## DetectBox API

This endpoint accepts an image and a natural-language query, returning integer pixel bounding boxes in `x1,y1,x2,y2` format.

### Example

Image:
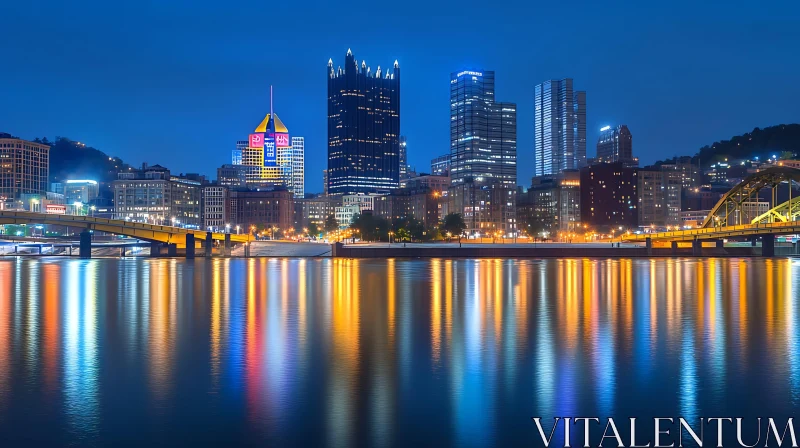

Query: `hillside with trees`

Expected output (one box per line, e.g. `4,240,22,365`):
656,124,800,166
33,136,131,184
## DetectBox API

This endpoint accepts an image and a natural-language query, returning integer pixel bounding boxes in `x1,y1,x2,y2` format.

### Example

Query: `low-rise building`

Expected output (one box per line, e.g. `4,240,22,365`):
342,193,383,212
112,164,202,228
373,188,440,229
294,194,340,230
520,171,581,234
227,188,293,234
334,204,361,229
447,178,516,237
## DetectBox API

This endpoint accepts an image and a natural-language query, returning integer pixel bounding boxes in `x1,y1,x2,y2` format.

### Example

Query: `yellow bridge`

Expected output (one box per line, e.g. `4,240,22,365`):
0,211,250,250
623,166,800,255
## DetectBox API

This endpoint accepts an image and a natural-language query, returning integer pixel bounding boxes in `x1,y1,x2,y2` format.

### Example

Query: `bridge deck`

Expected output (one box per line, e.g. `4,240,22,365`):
0,211,250,248
623,220,800,243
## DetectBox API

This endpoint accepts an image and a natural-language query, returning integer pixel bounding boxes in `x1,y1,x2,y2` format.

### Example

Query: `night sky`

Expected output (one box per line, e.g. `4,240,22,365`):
1,1,798,193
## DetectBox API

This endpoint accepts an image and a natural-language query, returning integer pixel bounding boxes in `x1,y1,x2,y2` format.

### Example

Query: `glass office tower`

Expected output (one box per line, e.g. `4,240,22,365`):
448,69,517,236
449,70,516,187
533,78,586,176
327,49,400,195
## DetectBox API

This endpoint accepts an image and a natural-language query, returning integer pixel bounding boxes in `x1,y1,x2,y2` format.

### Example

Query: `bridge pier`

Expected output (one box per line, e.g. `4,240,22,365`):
185,234,195,259
715,239,724,248
762,234,775,257
692,238,702,257
167,243,177,257
751,237,757,247
205,232,213,257
645,237,652,256
150,242,161,257
79,229,92,259
224,234,231,257
794,240,800,255
671,241,679,255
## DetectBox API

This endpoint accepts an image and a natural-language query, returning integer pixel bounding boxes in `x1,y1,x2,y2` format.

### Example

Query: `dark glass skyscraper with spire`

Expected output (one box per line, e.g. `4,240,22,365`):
327,49,400,195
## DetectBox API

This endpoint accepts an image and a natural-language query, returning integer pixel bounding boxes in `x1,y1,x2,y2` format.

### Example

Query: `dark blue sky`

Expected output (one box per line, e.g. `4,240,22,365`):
1,1,798,192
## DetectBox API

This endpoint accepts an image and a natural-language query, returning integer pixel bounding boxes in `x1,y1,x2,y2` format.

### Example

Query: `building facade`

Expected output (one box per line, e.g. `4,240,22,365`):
580,162,638,229
637,165,682,227
227,188,293,233
449,70,517,188
448,179,516,236
521,171,581,233
373,188,439,229
0,133,49,201
288,136,304,198
202,185,228,231
342,193,382,212
235,103,304,198
112,164,202,228
217,164,249,189
431,154,451,176
294,195,341,231
596,125,637,167
51,179,100,205
327,49,400,195
399,136,408,179
334,204,361,229
533,79,586,176
400,174,450,193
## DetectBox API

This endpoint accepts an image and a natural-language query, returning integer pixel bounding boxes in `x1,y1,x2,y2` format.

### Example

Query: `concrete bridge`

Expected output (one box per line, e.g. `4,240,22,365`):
0,211,251,258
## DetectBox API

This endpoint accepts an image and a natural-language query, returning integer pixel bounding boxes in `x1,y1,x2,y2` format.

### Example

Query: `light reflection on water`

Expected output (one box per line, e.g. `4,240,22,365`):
0,257,798,446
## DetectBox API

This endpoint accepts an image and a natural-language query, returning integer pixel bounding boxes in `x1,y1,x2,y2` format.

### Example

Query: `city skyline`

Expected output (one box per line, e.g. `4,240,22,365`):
1,2,798,194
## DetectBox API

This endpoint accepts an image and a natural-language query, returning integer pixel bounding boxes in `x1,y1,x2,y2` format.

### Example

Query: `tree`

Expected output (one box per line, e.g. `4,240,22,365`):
441,213,466,238
391,217,426,241
350,213,390,241
395,228,411,242
324,214,338,233
307,222,320,237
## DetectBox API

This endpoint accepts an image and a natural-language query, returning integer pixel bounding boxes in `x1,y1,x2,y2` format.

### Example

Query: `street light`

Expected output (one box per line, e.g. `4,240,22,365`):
236,225,240,234
74,201,84,216
90,205,96,217
225,223,231,233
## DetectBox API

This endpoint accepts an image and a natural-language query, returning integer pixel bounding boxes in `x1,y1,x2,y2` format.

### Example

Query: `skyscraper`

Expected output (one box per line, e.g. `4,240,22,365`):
449,70,517,187
596,124,637,167
327,49,400,195
234,91,304,198
399,136,408,179
533,79,586,176
448,70,517,236
289,137,304,199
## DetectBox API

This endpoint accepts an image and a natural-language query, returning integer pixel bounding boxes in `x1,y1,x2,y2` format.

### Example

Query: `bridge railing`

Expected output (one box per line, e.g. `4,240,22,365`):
0,211,250,243
623,220,800,242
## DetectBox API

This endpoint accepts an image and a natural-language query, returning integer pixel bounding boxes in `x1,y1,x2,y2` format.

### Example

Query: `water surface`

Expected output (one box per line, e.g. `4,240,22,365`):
0,257,798,446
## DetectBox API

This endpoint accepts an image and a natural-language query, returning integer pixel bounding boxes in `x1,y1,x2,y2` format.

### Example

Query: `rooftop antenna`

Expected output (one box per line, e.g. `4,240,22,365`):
270,85,273,118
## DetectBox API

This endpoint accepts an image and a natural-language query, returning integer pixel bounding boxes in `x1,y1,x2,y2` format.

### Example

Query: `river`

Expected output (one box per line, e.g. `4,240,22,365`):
0,257,798,446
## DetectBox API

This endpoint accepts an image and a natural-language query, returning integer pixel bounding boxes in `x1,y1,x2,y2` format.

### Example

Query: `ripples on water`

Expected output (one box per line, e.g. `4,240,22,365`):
0,257,798,446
